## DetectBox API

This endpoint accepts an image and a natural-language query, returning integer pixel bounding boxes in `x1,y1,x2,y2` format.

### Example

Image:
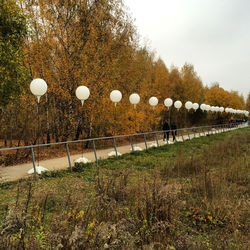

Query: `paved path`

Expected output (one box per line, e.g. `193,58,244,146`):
0,127,242,182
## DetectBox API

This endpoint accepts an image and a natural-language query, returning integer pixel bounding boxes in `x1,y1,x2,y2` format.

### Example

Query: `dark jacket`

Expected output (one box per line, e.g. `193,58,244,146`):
163,122,170,131
171,124,177,130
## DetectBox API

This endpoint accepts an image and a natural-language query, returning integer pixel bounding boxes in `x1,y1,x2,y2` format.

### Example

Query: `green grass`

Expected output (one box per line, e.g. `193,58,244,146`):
0,127,249,249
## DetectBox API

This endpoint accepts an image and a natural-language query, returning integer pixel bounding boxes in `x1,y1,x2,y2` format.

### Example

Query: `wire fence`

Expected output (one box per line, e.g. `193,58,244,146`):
0,122,248,177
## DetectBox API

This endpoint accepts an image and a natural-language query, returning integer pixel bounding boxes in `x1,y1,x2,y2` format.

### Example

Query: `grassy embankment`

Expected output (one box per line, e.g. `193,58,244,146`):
0,127,249,249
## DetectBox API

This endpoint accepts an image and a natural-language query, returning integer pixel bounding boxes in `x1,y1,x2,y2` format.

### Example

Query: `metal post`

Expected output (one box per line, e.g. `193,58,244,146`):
193,129,196,138
65,143,72,171
181,130,184,141
187,129,190,140
112,137,118,157
198,127,201,137
143,134,148,150
92,140,98,163
155,133,159,147
31,147,37,177
130,136,134,152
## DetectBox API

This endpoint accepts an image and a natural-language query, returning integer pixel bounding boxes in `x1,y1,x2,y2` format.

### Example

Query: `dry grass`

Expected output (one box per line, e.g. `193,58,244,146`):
0,127,249,249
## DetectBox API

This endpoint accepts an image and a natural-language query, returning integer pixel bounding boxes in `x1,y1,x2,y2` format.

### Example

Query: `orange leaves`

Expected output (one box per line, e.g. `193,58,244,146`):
205,87,245,110
2,0,245,144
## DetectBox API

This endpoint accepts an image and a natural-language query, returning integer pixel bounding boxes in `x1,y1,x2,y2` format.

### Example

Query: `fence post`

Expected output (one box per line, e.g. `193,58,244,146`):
130,136,134,152
155,133,159,147
187,129,190,140
65,143,72,171
143,134,148,150
193,129,196,138
181,130,184,141
92,140,98,163
198,127,201,137
112,137,118,157
203,127,206,136
31,147,37,178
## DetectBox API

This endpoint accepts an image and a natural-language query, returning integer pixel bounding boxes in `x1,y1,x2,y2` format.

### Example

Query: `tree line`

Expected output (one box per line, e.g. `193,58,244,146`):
0,0,248,147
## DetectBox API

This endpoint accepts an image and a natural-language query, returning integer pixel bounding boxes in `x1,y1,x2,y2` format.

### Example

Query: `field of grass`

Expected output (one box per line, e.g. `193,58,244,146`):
0,127,249,249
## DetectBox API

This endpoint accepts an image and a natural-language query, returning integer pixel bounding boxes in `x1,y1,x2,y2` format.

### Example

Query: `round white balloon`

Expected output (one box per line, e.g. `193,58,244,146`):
30,78,48,102
174,100,182,110
219,107,224,112
129,93,140,105
185,101,193,110
209,106,213,112
205,105,211,111
110,90,122,104
192,103,199,111
149,97,158,107
164,98,173,108
76,86,90,100
200,103,206,111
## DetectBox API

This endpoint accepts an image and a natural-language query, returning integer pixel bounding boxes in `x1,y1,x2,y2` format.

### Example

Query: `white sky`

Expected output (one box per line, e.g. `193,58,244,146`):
123,0,250,100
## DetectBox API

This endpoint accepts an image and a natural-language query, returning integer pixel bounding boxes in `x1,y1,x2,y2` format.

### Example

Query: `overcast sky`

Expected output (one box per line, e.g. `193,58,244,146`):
123,0,250,99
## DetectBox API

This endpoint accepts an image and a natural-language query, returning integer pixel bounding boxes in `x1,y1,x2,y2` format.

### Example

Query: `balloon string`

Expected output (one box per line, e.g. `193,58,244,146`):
81,108,84,158
82,140,84,158
37,102,40,166
134,107,136,132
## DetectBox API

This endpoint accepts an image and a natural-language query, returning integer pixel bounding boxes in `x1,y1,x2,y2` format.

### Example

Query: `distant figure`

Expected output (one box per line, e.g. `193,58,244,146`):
171,123,177,142
162,121,170,141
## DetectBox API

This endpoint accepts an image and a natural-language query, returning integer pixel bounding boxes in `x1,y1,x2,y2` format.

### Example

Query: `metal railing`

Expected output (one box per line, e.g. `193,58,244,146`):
0,122,248,177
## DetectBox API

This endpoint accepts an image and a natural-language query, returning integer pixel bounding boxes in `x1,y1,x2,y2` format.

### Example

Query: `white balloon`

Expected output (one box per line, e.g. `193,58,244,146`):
164,98,173,108
110,90,122,105
200,103,206,111
30,78,48,103
149,97,158,107
76,86,90,105
174,100,182,110
185,101,193,111
219,107,224,112
129,93,140,106
205,104,210,111
211,106,216,112
192,103,199,111
215,106,220,112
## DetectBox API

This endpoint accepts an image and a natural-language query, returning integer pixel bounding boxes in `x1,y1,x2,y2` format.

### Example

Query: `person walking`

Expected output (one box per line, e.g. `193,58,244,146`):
171,123,177,142
162,121,170,141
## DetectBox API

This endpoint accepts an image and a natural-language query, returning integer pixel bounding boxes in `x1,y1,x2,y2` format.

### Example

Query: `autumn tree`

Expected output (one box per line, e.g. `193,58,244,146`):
246,92,250,112
0,0,28,107
21,0,138,141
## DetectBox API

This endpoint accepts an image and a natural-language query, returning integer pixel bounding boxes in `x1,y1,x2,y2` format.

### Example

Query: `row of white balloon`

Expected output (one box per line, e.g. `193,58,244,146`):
77,88,249,117
199,103,249,116
30,79,249,117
